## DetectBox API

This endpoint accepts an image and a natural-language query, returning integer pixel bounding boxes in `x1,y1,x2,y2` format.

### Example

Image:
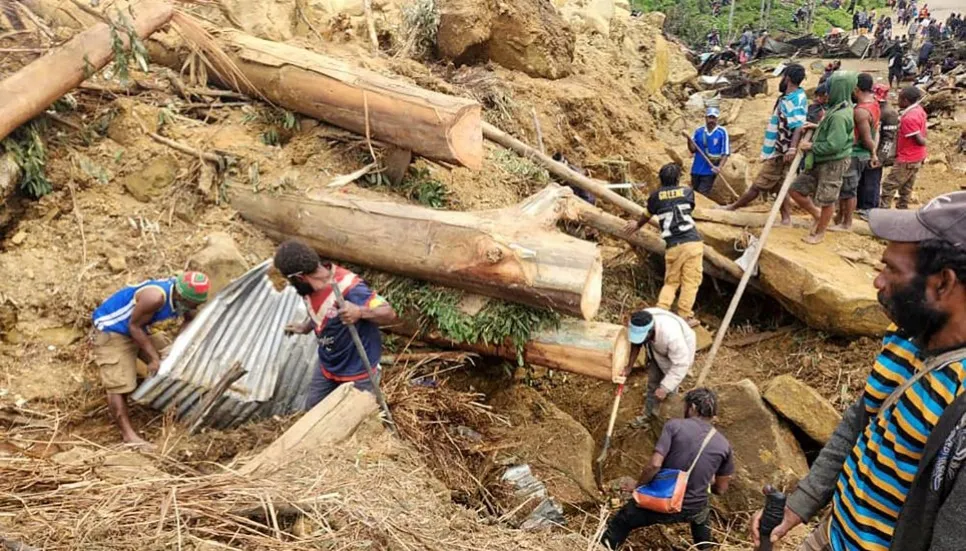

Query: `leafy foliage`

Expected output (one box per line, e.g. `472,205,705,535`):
632,0,886,47
399,0,440,59
363,166,449,209
368,272,561,363
3,120,52,198
106,11,149,83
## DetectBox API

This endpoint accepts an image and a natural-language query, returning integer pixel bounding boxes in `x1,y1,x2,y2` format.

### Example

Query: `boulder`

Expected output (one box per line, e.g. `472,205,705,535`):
667,42,698,85
122,156,178,203
644,33,670,94
107,98,159,147
714,379,809,512
558,0,615,35
489,385,596,503
437,0,575,79
187,232,248,298
705,152,750,205
697,219,891,337
437,0,493,63
763,374,841,445
219,0,296,41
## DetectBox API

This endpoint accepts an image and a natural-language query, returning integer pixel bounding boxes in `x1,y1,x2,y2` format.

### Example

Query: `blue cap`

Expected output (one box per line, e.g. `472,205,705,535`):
706,106,720,118
629,311,655,345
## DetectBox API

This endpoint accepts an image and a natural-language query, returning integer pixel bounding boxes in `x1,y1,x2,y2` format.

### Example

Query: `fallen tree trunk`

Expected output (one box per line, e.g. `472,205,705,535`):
0,0,173,141
230,183,603,319
391,319,629,381
240,384,378,475
692,207,874,237
483,122,645,218
566,199,751,286
164,29,483,169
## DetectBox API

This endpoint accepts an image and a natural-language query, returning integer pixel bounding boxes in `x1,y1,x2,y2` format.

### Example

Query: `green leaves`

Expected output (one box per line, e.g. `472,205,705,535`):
4,120,52,199
375,274,560,364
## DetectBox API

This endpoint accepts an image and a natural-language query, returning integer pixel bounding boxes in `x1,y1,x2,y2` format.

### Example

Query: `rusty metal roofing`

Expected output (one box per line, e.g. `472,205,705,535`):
132,261,317,429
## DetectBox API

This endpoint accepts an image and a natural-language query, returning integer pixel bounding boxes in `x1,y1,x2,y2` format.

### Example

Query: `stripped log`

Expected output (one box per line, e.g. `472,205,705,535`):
692,207,874,237
391,319,629,381
0,0,173,141
162,29,483,169
230,183,603,320
240,384,378,475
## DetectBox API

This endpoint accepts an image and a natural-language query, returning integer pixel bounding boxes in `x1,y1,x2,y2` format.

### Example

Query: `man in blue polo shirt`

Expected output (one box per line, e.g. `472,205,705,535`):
274,240,398,409
687,107,730,197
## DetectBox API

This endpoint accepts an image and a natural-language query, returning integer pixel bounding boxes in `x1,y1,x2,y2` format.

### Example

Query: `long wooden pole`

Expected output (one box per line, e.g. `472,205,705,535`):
694,131,812,387
0,0,173,141
680,129,738,198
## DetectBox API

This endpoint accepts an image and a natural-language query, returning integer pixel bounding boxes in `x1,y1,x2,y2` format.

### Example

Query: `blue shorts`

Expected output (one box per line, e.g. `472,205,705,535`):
305,367,376,410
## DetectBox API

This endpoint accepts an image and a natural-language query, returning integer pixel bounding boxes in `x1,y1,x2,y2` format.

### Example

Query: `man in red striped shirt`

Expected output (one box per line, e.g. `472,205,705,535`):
274,240,397,409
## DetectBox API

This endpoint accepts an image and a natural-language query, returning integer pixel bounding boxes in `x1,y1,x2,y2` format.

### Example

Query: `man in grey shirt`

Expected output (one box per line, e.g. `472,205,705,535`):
603,388,735,550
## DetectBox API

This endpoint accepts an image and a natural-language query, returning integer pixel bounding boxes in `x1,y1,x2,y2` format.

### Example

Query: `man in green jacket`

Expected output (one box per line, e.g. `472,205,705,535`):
788,71,856,245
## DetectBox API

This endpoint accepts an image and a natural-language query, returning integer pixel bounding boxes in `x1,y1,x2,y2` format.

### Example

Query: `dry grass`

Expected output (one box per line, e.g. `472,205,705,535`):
0,354,602,551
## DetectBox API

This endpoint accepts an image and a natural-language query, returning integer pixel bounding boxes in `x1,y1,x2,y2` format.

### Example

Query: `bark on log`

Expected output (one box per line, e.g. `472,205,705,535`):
0,0,173,141
391,320,629,381
240,384,378,475
229,183,603,319
692,207,874,237
164,29,483,169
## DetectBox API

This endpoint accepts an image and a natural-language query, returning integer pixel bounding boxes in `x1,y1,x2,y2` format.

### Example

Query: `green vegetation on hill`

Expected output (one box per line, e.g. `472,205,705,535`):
632,0,887,47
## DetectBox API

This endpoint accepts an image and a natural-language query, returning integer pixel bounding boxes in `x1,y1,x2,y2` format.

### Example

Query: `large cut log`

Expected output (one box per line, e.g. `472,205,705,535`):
163,29,483,169
692,207,874,238
240,384,378,475
565,198,754,288
230,183,603,320
392,320,629,381
0,0,173,141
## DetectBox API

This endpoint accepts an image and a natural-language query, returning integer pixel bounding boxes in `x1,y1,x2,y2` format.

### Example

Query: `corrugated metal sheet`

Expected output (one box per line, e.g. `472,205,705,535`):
132,261,318,429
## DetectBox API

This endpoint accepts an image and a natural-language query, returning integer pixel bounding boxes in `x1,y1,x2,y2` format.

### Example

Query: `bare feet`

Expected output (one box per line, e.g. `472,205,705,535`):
717,203,736,211
803,232,825,245
780,217,792,227
684,317,701,328
828,223,851,232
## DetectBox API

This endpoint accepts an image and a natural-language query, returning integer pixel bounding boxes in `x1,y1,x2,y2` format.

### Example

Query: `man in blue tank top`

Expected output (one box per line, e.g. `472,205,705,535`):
91,272,210,447
273,240,397,410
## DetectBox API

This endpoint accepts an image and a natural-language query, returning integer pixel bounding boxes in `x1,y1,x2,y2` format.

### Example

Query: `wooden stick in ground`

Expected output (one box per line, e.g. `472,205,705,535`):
695,131,813,387
680,130,739,198
363,0,378,52
146,131,226,167
185,361,247,434
531,108,545,154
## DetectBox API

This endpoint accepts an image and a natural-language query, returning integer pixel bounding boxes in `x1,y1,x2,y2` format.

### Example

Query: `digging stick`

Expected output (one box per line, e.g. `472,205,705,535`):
329,280,396,432
695,131,813,386
595,379,626,487
531,108,545,154
681,130,739,199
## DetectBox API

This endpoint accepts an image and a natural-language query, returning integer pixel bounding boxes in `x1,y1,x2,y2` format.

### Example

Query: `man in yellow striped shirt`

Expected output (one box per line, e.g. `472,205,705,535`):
752,191,966,551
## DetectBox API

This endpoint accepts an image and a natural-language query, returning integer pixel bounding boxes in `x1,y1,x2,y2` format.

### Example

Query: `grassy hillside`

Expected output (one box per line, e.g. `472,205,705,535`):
632,0,887,47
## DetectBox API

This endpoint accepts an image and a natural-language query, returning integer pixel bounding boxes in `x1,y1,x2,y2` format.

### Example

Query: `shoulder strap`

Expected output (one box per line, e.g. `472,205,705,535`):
878,346,966,417
685,427,718,476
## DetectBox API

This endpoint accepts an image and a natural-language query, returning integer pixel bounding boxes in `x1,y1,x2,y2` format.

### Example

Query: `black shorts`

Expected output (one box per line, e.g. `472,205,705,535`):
691,174,716,196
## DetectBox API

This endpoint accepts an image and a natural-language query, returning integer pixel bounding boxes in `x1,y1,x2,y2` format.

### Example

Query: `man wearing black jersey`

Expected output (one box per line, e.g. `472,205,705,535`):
624,164,704,327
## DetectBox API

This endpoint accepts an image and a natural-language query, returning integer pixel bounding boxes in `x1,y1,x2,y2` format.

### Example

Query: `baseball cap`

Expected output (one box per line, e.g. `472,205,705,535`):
873,83,890,102
706,106,720,118
868,192,966,247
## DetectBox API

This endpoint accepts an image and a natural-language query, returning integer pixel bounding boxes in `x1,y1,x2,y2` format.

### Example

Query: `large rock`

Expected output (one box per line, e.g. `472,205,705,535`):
558,0,616,35
763,375,841,445
437,0,575,79
696,215,891,337
122,156,178,203
715,379,809,512
219,0,296,41
489,385,596,503
107,98,159,147
706,152,751,205
187,232,248,298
